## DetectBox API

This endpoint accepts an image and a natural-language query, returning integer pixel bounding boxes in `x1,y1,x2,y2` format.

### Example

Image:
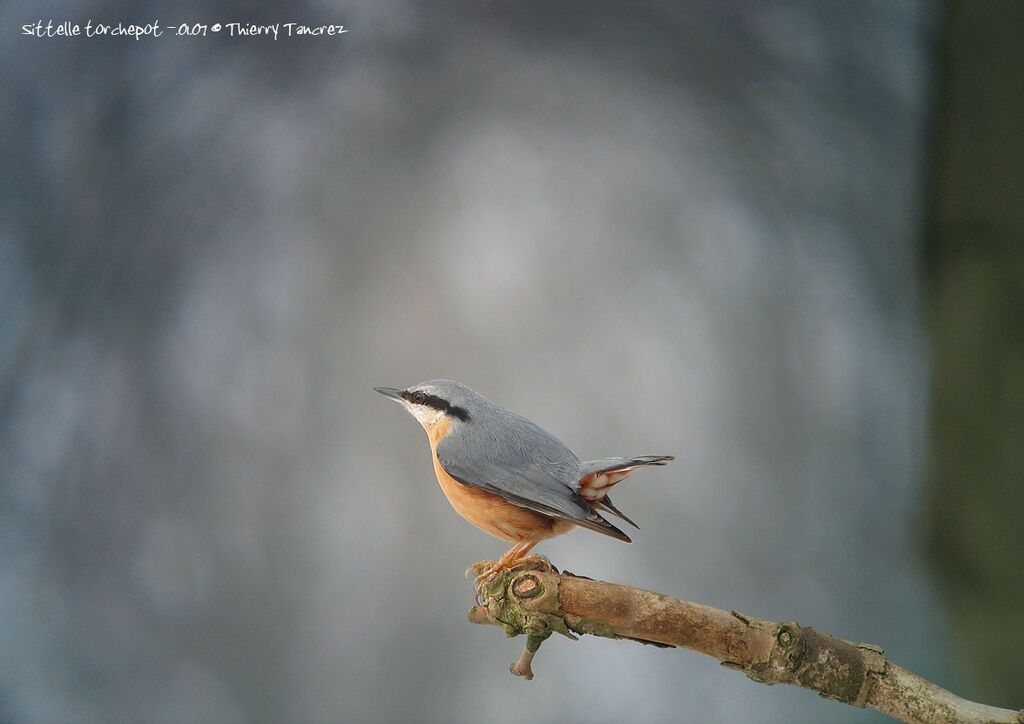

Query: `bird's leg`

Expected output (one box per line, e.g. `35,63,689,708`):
465,541,528,581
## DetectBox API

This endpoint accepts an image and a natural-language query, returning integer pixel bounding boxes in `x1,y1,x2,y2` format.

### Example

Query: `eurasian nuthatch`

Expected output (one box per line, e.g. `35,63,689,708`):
375,380,674,582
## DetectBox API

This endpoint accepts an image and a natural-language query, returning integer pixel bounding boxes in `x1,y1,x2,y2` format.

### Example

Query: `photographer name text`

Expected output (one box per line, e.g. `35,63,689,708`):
21,20,348,40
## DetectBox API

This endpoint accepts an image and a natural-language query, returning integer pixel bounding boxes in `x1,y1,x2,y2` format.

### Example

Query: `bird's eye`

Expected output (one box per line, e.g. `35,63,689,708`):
412,391,426,404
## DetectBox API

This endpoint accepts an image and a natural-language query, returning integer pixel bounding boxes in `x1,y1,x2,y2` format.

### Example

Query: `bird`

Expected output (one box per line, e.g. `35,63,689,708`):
374,379,674,584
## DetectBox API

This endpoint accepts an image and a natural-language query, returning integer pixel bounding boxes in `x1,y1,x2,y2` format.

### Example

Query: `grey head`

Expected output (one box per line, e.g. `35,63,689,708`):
373,379,490,428
375,378,581,480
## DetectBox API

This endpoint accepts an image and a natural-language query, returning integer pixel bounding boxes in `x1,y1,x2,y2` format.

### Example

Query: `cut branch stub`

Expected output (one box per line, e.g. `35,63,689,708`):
475,565,571,635
469,563,578,679
512,573,542,599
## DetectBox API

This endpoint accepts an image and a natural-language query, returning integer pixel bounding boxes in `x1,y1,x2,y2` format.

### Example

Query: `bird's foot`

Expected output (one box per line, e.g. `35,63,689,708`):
464,560,497,581
467,555,558,594
474,560,511,586
469,557,526,589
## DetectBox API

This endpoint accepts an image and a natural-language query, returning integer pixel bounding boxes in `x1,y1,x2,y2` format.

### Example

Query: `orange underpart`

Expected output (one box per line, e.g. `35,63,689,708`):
425,416,574,543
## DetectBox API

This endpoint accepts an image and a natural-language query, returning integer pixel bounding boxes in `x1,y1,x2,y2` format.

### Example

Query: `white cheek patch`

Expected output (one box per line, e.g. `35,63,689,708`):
407,403,445,427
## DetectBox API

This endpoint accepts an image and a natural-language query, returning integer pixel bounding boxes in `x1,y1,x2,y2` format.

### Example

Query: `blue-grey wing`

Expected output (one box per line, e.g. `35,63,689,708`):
435,418,630,542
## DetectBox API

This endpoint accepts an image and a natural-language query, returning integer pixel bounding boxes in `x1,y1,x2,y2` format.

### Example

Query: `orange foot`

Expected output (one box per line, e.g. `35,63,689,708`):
467,547,557,589
468,557,520,585
466,541,533,585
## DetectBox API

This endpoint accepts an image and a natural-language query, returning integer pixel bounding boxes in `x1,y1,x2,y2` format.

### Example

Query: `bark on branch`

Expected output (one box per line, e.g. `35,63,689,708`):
467,563,1023,724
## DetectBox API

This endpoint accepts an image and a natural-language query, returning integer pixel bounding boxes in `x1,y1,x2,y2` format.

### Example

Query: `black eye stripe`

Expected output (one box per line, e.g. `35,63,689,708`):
400,390,471,422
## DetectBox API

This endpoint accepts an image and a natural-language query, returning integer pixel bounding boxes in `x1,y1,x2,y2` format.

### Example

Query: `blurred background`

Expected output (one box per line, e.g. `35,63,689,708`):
1,1,1021,722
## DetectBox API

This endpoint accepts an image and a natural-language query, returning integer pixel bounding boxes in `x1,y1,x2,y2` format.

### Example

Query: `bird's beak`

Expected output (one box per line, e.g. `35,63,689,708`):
373,386,404,403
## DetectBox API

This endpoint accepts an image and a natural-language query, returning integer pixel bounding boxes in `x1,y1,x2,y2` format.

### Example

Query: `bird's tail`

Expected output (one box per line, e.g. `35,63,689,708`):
576,455,674,529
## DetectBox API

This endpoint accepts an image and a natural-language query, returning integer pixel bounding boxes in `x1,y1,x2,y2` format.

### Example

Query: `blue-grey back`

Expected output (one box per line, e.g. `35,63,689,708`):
416,379,580,482
458,404,582,488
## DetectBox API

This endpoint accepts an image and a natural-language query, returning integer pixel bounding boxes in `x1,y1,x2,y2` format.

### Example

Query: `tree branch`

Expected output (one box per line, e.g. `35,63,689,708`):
467,563,1023,724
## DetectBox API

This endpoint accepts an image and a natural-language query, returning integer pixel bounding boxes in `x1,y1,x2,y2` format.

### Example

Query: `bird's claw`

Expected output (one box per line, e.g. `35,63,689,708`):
465,560,497,581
